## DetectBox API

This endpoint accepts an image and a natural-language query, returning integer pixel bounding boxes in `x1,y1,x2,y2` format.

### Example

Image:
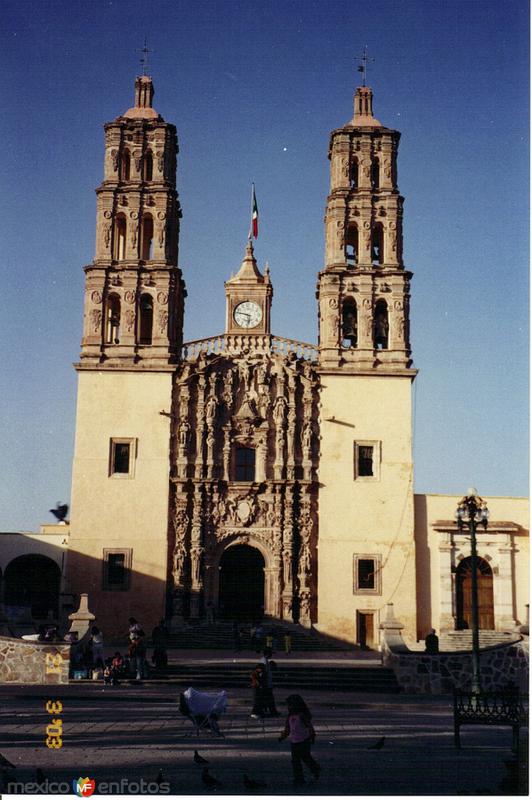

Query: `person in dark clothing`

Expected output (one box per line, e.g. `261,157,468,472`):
232,620,241,652
425,628,439,654
250,663,267,718
151,620,168,670
260,648,279,716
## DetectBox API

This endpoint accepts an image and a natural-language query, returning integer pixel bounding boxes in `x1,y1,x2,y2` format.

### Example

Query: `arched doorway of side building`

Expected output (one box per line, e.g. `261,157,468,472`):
4,555,61,621
456,556,495,630
218,544,265,620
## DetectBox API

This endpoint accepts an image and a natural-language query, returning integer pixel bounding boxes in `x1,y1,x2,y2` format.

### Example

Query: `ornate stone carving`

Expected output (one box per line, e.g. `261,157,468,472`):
91,290,102,304
124,290,135,304
90,309,102,333
158,310,168,335
124,309,135,333
157,291,168,305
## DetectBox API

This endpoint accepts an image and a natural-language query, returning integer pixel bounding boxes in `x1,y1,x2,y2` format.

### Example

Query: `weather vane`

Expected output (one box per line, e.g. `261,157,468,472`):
356,46,374,87
137,37,153,76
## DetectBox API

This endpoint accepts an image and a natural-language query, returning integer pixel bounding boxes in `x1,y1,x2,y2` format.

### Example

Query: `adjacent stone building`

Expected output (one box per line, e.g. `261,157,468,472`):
62,75,528,643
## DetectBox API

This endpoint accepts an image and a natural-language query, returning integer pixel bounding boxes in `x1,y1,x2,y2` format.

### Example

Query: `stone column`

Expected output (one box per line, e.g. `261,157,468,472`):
189,485,204,619
438,539,455,630
495,542,517,630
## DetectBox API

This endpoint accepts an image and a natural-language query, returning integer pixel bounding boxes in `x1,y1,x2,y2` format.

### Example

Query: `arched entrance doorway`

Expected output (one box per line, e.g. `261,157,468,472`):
4,555,61,620
456,556,494,630
218,545,265,620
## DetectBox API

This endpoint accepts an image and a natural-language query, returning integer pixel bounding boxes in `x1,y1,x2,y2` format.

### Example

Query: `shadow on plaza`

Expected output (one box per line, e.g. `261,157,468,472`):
4,537,365,652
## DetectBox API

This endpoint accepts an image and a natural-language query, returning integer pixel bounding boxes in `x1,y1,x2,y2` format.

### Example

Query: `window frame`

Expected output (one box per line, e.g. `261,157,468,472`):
353,440,381,481
109,437,137,478
234,445,256,482
102,548,132,591
353,554,382,595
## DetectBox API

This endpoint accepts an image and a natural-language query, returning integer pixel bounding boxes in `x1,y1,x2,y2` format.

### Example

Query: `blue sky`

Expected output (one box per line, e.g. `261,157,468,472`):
1,0,529,530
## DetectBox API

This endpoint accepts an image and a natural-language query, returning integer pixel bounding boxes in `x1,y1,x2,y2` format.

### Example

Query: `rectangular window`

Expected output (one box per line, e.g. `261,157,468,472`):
235,446,255,481
354,554,381,595
109,438,137,478
354,441,380,480
103,548,132,591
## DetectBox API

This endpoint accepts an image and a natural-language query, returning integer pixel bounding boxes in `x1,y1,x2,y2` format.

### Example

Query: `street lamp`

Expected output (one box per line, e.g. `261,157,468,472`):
455,488,489,695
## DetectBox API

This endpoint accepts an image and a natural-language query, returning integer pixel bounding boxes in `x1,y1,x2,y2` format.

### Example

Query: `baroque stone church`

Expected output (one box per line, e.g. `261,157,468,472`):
65,75,529,643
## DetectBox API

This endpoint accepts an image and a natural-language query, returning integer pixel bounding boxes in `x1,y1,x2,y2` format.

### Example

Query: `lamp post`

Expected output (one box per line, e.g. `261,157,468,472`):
455,488,489,695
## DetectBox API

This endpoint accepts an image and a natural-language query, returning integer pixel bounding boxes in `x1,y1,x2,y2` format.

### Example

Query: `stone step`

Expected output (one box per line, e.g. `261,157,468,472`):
438,631,520,651
116,665,401,693
163,622,354,651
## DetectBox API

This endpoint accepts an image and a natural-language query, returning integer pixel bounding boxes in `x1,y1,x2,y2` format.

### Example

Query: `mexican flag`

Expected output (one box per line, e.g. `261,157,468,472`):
251,184,259,238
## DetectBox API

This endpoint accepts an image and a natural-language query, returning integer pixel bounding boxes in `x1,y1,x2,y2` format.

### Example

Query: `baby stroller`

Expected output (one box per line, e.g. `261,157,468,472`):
179,688,228,736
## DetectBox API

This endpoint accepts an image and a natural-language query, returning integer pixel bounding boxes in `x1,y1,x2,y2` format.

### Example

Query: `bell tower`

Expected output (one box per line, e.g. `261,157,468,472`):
315,82,418,643
317,84,412,371
80,74,185,368
68,75,184,637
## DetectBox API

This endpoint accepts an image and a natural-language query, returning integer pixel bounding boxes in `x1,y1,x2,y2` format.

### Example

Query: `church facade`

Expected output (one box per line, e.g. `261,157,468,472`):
65,76,528,643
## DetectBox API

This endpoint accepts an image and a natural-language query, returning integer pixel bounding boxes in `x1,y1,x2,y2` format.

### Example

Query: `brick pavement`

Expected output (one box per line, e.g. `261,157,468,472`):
0,681,526,796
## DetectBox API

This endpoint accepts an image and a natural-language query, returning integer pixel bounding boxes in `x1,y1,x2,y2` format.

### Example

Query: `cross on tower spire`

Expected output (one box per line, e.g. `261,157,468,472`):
356,45,374,87
137,37,153,76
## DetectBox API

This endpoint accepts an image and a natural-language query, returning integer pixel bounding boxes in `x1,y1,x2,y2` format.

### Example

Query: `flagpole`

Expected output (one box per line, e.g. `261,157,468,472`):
249,182,254,241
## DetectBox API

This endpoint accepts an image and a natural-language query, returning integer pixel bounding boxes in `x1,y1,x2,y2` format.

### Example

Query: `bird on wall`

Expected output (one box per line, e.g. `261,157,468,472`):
367,736,385,750
243,774,268,791
201,767,223,790
0,754,15,770
194,750,209,765
49,503,69,523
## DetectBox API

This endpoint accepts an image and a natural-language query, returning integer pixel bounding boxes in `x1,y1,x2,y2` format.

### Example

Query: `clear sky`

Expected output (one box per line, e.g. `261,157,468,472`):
1,0,529,531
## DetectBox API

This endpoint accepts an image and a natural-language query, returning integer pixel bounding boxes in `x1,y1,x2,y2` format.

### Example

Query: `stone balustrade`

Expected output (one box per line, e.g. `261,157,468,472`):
380,603,529,694
182,334,318,362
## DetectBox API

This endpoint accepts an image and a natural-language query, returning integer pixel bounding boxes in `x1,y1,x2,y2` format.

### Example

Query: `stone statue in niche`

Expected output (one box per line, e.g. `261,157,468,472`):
205,395,218,426
273,395,287,425
178,419,190,451
191,547,202,586
172,541,187,585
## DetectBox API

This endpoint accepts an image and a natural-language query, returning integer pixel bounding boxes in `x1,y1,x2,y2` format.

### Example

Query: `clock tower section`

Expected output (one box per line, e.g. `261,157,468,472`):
224,239,273,342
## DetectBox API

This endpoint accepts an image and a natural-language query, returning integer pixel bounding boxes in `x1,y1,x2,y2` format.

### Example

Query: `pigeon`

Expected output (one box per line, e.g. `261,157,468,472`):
202,767,223,790
36,768,46,784
49,503,69,523
194,750,209,765
243,774,268,791
0,753,14,770
155,769,164,786
367,736,385,750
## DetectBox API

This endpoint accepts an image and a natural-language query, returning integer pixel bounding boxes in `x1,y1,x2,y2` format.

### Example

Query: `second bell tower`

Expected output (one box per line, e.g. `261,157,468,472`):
80,75,185,367
317,85,412,371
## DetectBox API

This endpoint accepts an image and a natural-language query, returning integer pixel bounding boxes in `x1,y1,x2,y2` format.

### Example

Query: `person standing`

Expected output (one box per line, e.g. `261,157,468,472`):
250,663,267,719
151,619,168,670
90,626,104,669
278,694,320,787
232,620,241,652
260,648,279,716
425,628,439,654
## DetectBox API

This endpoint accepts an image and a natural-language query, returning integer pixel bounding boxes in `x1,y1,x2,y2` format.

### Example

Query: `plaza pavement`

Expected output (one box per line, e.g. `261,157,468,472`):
0,648,527,796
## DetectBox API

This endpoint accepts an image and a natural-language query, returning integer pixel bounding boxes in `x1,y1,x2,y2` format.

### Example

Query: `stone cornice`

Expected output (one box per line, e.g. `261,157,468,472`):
433,520,521,534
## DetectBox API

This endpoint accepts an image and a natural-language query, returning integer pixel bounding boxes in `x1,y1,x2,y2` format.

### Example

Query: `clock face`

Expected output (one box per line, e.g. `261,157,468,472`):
233,301,263,329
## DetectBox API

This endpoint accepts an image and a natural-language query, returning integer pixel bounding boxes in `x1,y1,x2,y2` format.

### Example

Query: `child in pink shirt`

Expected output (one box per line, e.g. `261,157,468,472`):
278,694,321,786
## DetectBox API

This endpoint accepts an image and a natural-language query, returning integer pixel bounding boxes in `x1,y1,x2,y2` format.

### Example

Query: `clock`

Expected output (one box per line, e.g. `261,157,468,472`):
233,301,263,329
